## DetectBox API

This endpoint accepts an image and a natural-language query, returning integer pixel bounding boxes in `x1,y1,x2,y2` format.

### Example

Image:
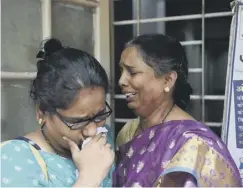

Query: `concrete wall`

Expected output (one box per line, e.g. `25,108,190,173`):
1,0,94,141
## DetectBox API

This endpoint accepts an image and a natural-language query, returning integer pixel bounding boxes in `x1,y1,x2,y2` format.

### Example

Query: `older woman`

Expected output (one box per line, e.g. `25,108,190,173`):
1,39,114,187
113,34,241,187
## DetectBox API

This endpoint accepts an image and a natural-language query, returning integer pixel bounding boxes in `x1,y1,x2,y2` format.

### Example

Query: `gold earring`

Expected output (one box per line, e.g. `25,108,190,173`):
164,87,170,92
38,118,43,125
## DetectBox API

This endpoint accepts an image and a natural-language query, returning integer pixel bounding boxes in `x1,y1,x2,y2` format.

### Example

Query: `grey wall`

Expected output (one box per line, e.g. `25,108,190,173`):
1,0,94,141
52,3,94,55
1,0,42,72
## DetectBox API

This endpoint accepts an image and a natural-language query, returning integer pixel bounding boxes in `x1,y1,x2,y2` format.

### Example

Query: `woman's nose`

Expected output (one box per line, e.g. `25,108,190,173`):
119,71,128,88
82,122,97,137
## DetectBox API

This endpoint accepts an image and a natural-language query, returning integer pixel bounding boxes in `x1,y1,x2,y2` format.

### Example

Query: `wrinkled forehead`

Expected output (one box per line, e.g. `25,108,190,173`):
59,87,106,117
120,47,145,66
120,47,156,74
121,46,142,60
121,46,138,59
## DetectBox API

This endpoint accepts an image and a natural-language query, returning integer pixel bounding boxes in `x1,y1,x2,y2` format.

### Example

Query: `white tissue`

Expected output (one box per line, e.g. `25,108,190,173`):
81,127,108,148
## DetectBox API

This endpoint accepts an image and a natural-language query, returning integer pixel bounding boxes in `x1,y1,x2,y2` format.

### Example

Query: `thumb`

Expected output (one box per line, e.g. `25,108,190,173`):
63,136,80,153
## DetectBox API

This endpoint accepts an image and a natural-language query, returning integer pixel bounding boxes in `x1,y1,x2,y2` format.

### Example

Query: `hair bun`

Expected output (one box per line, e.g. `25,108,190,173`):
44,38,63,56
36,38,63,59
173,81,193,110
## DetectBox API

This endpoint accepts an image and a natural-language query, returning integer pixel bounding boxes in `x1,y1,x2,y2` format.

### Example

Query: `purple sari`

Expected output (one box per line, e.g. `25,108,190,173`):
113,120,241,187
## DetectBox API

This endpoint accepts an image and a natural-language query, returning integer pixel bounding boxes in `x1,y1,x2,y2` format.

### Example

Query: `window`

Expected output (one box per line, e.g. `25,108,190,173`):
111,0,232,137
1,0,100,141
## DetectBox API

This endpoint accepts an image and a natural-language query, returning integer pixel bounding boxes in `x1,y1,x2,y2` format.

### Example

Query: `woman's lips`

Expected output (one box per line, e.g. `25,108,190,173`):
124,93,136,102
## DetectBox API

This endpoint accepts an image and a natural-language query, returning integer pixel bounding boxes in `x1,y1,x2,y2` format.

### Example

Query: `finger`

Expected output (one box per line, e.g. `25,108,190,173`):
105,143,111,148
97,136,107,145
63,136,80,153
91,133,103,142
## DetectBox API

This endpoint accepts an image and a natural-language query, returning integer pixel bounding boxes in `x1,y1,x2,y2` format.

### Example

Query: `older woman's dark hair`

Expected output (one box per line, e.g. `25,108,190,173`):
30,38,109,114
125,34,193,110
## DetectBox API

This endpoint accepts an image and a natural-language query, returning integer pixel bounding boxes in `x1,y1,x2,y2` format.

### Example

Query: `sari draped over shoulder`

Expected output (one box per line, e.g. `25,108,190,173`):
113,119,242,187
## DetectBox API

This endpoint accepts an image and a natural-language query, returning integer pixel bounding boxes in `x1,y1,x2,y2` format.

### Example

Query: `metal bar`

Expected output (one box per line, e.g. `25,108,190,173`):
54,0,99,8
140,14,202,23
204,11,233,18
114,94,225,100
110,0,116,128
201,0,205,122
115,118,134,123
1,72,37,79
41,0,52,39
114,94,126,99
113,11,233,25
114,14,201,25
136,0,141,35
205,122,222,127
114,20,137,25
93,0,112,126
189,68,202,73
190,95,225,100
189,95,202,100
180,40,202,46
204,95,225,100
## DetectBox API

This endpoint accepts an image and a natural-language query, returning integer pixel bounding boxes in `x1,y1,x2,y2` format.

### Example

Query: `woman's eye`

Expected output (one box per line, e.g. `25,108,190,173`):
67,119,79,124
129,71,137,76
127,68,138,76
66,118,85,124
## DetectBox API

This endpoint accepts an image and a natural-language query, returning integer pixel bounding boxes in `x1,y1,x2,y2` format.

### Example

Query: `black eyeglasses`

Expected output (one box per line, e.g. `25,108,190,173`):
55,101,112,130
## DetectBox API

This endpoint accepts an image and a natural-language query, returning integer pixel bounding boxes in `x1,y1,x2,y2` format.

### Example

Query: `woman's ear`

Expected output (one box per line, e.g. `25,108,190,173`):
36,105,43,120
164,71,178,90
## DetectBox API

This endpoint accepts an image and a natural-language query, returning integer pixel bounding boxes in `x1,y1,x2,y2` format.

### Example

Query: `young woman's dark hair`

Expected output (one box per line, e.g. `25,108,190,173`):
30,38,109,114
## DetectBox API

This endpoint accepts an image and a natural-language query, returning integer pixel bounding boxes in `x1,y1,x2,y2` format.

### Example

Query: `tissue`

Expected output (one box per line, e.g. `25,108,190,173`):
81,127,108,148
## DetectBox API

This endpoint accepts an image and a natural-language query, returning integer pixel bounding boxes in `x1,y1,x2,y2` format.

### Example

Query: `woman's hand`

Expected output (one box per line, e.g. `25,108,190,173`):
63,134,115,187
